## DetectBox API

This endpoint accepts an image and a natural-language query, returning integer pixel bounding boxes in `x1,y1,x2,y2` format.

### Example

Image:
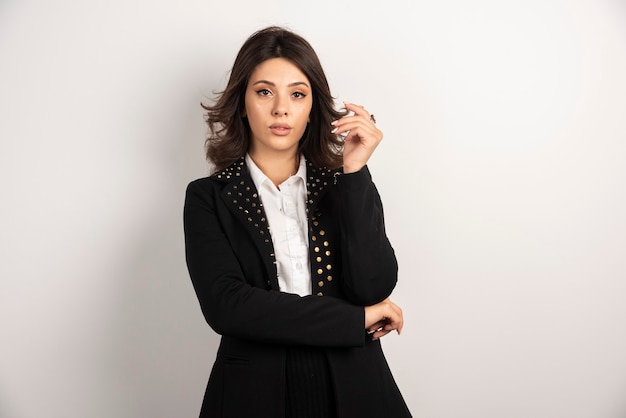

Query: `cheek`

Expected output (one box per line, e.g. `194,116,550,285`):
298,101,313,120
245,104,263,124
243,92,260,117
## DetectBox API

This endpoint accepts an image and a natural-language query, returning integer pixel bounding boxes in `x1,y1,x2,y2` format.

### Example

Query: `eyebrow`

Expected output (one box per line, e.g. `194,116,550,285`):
252,80,310,88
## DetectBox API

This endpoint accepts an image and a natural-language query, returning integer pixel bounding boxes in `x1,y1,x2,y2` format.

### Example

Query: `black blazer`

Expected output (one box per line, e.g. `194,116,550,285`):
184,158,411,417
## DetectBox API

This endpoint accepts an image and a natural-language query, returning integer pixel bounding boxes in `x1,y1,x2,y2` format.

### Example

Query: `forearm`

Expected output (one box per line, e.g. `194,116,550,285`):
192,274,365,347
184,181,366,348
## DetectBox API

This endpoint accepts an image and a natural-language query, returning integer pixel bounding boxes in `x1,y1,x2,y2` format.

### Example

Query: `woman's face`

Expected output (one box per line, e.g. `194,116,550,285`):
244,58,313,159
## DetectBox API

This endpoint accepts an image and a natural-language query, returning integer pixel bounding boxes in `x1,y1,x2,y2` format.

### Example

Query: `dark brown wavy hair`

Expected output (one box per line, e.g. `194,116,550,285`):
202,26,347,172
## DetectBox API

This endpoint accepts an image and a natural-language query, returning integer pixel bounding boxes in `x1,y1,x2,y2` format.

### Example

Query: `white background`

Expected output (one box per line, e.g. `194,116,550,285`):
2,1,626,417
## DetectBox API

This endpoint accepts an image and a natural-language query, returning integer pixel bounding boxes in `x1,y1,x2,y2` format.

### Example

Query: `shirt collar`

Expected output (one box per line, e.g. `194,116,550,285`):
246,153,306,192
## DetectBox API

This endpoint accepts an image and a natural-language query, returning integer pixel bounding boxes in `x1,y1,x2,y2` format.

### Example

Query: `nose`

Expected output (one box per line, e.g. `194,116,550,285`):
272,96,288,117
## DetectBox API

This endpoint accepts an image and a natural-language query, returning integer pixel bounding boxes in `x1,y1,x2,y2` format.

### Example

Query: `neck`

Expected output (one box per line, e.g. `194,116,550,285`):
249,151,300,187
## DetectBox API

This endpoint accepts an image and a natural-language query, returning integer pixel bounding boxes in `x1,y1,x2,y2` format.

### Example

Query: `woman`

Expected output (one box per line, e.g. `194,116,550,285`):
184,26,411,417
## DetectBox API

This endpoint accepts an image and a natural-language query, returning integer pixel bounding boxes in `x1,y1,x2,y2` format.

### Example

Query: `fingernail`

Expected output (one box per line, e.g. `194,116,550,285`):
331,127,338,133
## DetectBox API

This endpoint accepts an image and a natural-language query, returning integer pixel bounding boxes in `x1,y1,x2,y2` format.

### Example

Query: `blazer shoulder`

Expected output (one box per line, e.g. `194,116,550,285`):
185,157,247,199
185,174,231,211
186,176,217,194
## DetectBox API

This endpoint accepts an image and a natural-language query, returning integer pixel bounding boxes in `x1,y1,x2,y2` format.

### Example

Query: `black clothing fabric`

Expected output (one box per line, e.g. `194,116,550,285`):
184,159,411,417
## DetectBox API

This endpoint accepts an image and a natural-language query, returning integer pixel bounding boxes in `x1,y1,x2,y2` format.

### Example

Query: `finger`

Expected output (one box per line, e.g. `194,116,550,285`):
394,316,404,335
335,129,371,145
381,316,403,335
333,113,373,127
332,121,377,137
368,313,402,335
367,320,387,334
384,322,402,335
332,123,381,140
344,101,371,119
371,329,392,340
383,304,404,335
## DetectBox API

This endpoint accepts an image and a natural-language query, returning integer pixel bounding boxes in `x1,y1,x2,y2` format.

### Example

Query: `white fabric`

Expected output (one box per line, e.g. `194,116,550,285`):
246,154,311,296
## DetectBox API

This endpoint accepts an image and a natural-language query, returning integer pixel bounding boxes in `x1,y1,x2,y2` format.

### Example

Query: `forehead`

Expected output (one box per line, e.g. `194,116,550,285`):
248,58,309,83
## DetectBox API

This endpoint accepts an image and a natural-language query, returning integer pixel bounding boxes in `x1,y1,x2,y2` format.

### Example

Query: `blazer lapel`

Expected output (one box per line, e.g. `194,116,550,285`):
215,158,279,289
214,158,343,292
305,162,342,297
304,161,341,214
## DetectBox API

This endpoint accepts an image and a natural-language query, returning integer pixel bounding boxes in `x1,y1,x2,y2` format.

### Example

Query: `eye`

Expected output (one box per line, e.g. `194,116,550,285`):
255,89,272,96
292,91,307,99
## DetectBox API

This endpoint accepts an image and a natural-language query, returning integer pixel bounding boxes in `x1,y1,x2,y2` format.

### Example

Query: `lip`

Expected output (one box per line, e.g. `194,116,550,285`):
269,123,292,136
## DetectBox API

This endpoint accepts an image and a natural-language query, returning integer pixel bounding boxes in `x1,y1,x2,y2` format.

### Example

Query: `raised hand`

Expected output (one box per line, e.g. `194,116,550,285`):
332,102,383,174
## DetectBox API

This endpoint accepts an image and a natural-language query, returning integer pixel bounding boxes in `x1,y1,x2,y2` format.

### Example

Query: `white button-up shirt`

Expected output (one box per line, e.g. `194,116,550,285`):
246,154,311,296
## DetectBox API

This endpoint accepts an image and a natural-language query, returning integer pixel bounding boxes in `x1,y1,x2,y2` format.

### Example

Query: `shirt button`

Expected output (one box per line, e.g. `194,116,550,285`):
296,262,302,270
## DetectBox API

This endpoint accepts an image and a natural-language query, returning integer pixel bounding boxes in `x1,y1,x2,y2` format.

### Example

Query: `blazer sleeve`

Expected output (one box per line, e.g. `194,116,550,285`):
184,179,365,348
337,166,399,306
